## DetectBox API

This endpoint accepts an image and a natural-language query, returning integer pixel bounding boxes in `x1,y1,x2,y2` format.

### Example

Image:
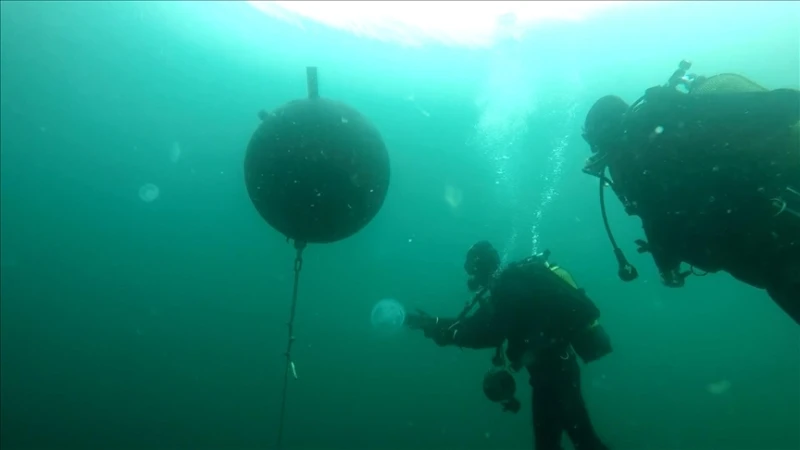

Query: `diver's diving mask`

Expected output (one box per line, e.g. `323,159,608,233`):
464,241,500,292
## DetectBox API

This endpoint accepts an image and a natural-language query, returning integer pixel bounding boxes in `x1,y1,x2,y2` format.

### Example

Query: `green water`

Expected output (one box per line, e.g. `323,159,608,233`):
1,2,798,449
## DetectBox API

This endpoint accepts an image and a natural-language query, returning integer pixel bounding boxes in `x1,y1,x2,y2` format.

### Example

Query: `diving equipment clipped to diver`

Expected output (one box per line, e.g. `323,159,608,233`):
244,67,391,449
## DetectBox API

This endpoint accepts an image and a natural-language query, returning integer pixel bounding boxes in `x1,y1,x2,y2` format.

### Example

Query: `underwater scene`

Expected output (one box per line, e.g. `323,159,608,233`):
1,1,799,449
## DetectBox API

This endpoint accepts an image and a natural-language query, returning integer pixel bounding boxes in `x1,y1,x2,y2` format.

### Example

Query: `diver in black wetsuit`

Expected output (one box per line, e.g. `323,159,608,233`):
405,241,612,450
581,60,799,324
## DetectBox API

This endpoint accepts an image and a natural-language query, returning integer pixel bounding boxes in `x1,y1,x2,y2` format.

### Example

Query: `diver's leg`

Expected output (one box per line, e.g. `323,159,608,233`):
530,363,564,450
554,351,610,450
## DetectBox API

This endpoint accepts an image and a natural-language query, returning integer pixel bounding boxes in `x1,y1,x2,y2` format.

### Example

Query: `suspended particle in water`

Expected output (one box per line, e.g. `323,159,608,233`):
0,252,17,269
404,94,431,117
370,298,406,335
169,141,181,163
444,184,463,210
139,183,160,203
707,379,732,395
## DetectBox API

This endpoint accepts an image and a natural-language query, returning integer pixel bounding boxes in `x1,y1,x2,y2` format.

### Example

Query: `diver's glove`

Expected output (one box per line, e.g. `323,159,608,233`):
660,268,687,288
404,309,439,331
405,309,457,346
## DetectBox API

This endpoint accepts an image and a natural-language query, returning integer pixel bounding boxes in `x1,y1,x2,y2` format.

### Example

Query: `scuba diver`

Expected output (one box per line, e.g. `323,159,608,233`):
405,241,612,450
581,60,800,324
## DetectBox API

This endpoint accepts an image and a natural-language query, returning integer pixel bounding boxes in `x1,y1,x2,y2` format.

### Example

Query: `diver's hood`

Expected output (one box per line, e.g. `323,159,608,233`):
583,95,629,154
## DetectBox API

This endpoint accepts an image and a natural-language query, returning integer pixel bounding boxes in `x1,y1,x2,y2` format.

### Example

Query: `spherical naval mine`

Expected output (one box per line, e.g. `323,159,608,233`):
244,97,390,244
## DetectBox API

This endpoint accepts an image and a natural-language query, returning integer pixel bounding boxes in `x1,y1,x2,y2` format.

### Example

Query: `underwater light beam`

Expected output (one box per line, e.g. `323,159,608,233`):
247,1,642,48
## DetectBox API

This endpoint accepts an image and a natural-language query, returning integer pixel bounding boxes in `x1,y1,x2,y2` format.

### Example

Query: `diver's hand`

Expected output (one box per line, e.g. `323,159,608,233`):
425,325,457,347
404,309,439,331
405,310,456,346
660,269,685,288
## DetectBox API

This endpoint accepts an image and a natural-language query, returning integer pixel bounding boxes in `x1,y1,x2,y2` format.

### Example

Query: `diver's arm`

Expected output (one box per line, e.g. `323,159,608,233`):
407,307,505,349
442,306,506,349
608,159,684,285
605,159,639,215
641,218,685,287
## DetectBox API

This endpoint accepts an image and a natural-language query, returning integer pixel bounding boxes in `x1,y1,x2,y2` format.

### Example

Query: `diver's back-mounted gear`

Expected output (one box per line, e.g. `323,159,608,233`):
571,321,613,363
503,253,613,365
666,59,702,93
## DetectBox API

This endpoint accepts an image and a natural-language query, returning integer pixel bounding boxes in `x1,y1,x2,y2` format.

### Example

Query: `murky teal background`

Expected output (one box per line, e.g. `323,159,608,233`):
1,2,798,449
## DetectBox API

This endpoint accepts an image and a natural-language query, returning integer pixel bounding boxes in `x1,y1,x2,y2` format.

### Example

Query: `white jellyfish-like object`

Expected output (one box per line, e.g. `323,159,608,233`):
707,379,732,395
370,298,406,336
139,183,160,203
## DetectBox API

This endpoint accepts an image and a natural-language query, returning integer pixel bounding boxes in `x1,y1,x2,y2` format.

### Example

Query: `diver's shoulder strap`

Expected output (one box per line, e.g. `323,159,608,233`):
546,264,579,290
